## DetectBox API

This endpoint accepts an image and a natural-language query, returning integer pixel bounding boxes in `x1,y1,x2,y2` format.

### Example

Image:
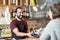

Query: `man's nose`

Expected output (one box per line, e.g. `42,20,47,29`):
19,13,23,15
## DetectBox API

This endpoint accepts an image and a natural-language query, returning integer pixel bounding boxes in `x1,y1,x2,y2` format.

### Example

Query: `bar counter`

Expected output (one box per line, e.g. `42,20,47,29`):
20,38,39,40
0,37,39,40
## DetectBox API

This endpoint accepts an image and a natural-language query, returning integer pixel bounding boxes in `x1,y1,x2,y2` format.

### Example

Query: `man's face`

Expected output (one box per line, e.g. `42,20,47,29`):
17,8,24,19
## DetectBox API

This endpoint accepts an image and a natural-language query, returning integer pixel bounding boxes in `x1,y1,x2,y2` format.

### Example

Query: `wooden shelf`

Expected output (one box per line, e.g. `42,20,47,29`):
11,17,50,21
26,17,50,21
0,23,10,25
0,34,11,38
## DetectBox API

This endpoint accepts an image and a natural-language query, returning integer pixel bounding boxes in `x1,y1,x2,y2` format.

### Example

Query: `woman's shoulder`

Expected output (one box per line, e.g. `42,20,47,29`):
49,19,57,23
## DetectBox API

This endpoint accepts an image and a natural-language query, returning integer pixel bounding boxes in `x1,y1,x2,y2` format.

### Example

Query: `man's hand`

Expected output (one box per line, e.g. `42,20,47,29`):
27,32,34,38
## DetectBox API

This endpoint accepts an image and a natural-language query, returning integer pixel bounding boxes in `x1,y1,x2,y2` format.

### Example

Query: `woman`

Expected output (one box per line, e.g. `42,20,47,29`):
40,2,60,40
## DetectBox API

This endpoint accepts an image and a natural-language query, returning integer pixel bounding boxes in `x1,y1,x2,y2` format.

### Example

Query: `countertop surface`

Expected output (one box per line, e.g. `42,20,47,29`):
20,38,39,40
0,37,39,40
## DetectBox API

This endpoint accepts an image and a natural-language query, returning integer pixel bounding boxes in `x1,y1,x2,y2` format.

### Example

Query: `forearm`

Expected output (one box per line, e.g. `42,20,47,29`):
13,28,29,36
15,32,28,36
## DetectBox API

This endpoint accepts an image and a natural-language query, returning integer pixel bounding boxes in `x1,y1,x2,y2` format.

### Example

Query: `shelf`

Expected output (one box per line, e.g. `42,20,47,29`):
11,17,50,21
26,17,50,21
0,22,10,25
0,34,11,38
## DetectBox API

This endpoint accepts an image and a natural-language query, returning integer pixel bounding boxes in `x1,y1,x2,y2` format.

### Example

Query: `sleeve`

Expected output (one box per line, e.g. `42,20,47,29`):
10,21,17,31
40,21,52,40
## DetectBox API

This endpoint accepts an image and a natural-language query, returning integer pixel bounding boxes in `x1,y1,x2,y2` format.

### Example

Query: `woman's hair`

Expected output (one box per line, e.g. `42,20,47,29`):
49,2,60,19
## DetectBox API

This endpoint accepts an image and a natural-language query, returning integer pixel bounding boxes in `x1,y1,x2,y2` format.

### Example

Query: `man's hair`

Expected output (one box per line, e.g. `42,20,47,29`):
49,2,60,19
15,7,23,13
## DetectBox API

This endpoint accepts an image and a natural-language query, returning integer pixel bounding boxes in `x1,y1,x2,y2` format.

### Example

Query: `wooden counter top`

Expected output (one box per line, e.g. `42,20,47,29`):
0,35,39,40
21,38,39,40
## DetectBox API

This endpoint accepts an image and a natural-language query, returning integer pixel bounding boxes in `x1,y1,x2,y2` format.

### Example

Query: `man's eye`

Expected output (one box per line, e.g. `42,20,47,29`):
19,12,23,13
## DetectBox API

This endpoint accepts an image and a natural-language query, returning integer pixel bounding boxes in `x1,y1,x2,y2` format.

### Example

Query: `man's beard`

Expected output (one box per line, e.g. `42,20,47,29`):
17,16,23,19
